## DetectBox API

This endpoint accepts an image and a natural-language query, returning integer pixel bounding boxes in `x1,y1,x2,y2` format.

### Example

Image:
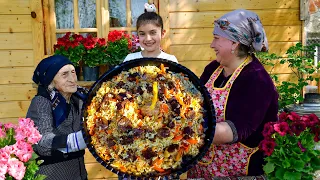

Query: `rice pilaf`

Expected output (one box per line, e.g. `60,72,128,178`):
86,64,206,176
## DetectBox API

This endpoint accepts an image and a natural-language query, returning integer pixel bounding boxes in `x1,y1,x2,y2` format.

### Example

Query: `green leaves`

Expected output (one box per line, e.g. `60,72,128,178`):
283,171,301,180
0,127,16,148
259,43,320,110
263,162,275,174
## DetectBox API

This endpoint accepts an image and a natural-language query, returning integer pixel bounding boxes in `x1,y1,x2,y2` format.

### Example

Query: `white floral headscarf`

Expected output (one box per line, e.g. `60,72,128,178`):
213,9,268,52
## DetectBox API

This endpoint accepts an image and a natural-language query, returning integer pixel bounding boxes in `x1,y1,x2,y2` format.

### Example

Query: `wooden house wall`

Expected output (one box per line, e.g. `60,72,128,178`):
0,0,43,125
168,0,301,83
0,0,302,179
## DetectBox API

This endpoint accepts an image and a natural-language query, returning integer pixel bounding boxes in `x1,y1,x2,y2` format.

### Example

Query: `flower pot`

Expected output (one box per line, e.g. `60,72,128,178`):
83,66,99,81
75,66,81,80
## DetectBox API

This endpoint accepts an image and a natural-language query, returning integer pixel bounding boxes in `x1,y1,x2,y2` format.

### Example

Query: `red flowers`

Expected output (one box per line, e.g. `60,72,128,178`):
273,122,290,136
105,30,141,65
259,112,320,156
259,139,276,156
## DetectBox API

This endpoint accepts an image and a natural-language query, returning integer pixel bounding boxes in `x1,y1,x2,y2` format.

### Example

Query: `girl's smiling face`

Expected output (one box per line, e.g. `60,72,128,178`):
137,23,163,56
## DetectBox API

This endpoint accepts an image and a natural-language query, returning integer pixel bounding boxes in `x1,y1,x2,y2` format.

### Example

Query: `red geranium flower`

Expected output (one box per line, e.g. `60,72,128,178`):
287,112,300,121
260,139,276,156
262,122,275,138
273,122,289,136
291,120,306,136
308,113,320,126
279,111,288,122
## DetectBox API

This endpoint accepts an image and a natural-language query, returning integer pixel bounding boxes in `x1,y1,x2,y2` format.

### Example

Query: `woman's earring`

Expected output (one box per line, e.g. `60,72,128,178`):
231,50,235,54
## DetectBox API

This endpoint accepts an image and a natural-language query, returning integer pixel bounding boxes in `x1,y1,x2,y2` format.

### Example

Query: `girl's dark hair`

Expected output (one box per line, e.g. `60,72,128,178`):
136,12,163,30
237,44,250,58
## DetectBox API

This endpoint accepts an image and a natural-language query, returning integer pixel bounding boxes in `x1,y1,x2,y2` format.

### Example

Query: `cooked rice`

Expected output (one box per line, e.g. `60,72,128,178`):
86,64,206,176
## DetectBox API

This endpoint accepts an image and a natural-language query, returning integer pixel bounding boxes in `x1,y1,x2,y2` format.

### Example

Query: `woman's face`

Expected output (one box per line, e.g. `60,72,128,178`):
138,23,163,54
53,64,77,94
210,34,236,66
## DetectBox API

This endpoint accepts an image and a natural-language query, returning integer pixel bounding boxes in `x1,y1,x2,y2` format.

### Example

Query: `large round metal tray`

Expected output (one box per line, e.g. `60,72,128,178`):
81,58,216,179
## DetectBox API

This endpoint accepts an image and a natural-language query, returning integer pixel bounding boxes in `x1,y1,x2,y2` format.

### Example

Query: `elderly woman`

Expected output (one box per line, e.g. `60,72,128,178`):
187,9,279,178
27,55,88,180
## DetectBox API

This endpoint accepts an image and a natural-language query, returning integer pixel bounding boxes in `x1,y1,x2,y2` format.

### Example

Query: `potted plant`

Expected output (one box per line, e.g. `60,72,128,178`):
0,118,45,180
54,32,85,78
105,30,140,66
81,35,108,81
260,112,320,180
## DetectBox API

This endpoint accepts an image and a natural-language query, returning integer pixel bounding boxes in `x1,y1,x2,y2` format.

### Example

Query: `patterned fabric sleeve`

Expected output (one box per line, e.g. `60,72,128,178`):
26,96,66,156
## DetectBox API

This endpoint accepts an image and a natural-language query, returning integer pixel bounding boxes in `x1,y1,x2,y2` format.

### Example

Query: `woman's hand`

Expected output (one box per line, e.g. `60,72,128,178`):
213,122,234,144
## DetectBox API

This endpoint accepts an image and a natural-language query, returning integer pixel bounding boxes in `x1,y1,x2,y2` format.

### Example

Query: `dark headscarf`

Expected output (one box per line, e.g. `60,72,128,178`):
33,55,73,86
32,55,87,127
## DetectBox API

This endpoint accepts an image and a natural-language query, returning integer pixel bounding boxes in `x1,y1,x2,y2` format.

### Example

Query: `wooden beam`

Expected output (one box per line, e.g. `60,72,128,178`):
30,0,45,65
169,0,299,12
43,0,53,55
96,0,102,37
126,0,132,34
49,0,57,53
159,0,171,53
74,0,80,34
56,28,98,33
109,27,136,31
102,0,110,39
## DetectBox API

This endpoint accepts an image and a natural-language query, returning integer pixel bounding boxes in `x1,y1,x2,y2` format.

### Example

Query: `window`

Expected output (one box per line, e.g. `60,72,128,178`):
43,0,158,55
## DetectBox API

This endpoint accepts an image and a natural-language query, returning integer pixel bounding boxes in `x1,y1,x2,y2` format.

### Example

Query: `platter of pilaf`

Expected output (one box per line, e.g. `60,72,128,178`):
82,58,216,179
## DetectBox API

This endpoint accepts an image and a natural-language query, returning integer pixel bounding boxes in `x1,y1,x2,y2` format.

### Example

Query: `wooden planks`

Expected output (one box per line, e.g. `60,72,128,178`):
170,42,297,61
180,61,210,77
0,101,30,118
170,0,299,12
0,0,31,14
0,15,32,33
159,0,171,53
0,118,20,125
0,50,34,67
170,9,301,28
0,84,36,102
30,0,45,65
170,26,301,45
85,163,118,179
0,33,33,50
0,67,34,85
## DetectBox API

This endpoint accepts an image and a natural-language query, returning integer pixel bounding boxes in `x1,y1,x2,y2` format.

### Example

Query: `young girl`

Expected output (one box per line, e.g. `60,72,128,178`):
123,7,178,63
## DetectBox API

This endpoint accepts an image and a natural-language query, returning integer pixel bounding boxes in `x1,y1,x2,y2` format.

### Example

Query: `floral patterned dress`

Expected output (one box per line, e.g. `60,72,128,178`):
188,57,259,179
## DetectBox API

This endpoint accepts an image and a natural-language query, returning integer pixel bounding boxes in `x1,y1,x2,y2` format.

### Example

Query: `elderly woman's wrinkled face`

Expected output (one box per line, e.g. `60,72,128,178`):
210,35,235,66
53,64,77,94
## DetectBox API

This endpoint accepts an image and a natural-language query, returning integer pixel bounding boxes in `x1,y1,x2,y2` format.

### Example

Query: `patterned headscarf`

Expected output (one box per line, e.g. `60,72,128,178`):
213,9,268,52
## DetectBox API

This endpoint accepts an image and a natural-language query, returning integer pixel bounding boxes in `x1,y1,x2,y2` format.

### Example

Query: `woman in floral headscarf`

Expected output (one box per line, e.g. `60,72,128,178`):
188,9,278,178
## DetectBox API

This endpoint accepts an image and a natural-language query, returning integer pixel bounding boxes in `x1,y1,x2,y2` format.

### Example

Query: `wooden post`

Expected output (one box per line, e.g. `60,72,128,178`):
103,0,110,39
126,0,132,35
96,0,102,38
159,0,171,53
43,0,52,55
49,0,56,51
73,0,80,34
30,0,45,65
